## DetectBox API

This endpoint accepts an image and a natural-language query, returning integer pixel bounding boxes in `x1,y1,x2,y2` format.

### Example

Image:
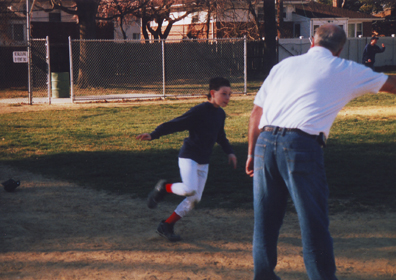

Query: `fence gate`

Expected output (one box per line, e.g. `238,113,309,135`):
29,37,52,104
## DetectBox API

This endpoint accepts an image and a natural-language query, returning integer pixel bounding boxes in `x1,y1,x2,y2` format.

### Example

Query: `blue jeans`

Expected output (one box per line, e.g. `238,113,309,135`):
253,129,337,280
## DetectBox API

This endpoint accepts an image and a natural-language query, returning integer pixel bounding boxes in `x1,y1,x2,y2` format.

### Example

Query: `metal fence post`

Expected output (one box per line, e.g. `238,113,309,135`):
244,36,247,95
46,36,51,105
162,39,166,98
392,34,395,66
26,0,32,105
69,36,74,103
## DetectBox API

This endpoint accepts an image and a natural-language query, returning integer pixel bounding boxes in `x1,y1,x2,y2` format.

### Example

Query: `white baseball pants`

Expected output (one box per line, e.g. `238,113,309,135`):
172,158,209,217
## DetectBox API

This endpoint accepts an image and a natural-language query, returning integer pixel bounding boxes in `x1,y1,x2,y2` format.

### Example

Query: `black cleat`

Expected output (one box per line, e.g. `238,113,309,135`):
147,179,168,209
156,220,182,242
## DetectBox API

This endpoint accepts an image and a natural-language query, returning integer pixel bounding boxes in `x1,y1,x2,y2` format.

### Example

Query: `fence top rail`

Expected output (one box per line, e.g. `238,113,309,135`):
70,37,246,43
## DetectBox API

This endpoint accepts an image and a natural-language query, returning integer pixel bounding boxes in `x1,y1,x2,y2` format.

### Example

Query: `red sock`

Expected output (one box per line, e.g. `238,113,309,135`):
165,212,181,224
165,183,173,193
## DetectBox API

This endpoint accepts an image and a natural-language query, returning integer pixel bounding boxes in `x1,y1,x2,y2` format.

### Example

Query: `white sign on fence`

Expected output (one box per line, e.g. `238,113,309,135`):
13,51,28,63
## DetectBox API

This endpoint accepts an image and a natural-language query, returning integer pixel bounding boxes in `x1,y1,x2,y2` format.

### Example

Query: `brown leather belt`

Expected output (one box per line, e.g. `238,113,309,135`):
261,126,327,148
261,126,317,139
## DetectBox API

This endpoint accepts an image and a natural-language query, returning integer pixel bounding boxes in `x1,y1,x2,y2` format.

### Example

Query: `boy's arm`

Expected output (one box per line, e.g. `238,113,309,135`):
150,108,195,139
216,120,234,154
216,123,237,169
136,133,152,141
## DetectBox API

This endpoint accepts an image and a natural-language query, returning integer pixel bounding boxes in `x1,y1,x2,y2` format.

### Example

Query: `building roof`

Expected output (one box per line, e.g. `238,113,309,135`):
293,1,378,19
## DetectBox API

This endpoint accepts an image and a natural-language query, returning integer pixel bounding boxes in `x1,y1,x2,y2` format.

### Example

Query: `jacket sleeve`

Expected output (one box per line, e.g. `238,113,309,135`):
378,45,386,53
150,107,195,140
216,119,234,155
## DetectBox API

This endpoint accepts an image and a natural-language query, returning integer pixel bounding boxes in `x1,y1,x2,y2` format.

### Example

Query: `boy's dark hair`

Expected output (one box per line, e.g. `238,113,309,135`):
207,77,231,99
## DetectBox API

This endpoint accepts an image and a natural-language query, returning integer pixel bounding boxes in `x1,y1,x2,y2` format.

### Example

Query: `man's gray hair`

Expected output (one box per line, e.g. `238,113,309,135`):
314,24,346,54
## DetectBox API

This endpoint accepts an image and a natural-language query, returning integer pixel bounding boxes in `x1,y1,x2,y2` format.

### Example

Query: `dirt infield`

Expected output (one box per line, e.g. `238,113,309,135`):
1,164,395,280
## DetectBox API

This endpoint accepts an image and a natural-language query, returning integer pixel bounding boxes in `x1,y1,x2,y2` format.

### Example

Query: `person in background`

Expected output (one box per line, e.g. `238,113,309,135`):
362,36,385,70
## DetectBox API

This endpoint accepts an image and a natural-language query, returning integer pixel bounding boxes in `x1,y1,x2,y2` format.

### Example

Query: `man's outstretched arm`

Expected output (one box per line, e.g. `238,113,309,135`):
379,75,396,94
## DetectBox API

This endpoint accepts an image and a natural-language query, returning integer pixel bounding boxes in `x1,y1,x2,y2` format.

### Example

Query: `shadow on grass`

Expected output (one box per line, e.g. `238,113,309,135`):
3,144,253,210
324,141,396,212
2,142,395,212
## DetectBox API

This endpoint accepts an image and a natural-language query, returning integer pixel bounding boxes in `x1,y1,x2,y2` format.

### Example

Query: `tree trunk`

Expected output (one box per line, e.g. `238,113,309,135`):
206,7,211,39
264,0,277,75
142,16,150,41
77,0,99,88
277,0,283,38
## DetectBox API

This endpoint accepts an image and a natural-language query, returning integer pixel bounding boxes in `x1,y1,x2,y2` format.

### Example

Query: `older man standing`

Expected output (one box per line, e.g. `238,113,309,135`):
246,24,396,280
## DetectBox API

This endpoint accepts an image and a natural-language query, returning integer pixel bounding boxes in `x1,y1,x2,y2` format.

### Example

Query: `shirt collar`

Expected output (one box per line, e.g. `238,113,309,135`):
308,46,334,57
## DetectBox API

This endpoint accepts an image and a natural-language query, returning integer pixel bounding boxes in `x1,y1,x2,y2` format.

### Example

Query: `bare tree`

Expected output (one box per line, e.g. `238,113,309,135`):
132,0,205,41
97,0,147,39
34,0,146,87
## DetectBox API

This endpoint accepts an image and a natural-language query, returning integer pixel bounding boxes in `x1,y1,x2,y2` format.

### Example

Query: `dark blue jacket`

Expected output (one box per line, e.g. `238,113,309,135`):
150,102,234,164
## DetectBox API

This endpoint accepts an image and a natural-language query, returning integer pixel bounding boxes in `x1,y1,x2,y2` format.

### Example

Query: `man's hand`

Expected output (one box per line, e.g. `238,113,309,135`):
245,156,254,177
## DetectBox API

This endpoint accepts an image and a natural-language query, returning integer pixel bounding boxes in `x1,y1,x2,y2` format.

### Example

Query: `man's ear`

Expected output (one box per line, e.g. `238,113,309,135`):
209,89,215,99
310,36,315,48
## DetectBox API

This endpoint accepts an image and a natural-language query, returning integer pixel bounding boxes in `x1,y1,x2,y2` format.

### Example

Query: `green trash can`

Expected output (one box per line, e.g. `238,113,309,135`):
51,72,70,98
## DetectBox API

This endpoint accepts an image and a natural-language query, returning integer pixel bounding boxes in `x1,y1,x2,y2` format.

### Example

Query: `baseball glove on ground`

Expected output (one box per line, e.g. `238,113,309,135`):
2,179,20,192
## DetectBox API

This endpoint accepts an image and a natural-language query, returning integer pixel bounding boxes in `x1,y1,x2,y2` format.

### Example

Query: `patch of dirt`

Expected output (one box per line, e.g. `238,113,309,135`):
338,106,396,117
1,164,395,280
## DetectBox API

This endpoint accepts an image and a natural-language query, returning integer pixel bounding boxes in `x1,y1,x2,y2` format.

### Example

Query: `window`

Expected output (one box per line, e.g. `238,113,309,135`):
348,24,355,38
49,12,61,22
192,14,199,23
294,24,301,38
356,23,362,37
348,23,362,37
8,24,24,41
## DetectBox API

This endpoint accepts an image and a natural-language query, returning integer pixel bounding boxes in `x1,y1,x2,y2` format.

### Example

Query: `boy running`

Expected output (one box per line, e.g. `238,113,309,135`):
136,77,237,242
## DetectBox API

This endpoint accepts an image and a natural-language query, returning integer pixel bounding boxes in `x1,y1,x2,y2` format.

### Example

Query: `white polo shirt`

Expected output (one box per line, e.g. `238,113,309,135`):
254,46,388,137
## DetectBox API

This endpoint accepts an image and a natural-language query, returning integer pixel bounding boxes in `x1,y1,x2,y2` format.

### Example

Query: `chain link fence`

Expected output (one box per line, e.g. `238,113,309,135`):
30,38,49,102
0,38,49,104
69,38,247,102
3,36,396,105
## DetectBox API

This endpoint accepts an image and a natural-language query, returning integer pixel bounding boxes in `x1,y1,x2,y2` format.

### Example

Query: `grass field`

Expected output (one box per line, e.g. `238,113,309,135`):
0,93,395,213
